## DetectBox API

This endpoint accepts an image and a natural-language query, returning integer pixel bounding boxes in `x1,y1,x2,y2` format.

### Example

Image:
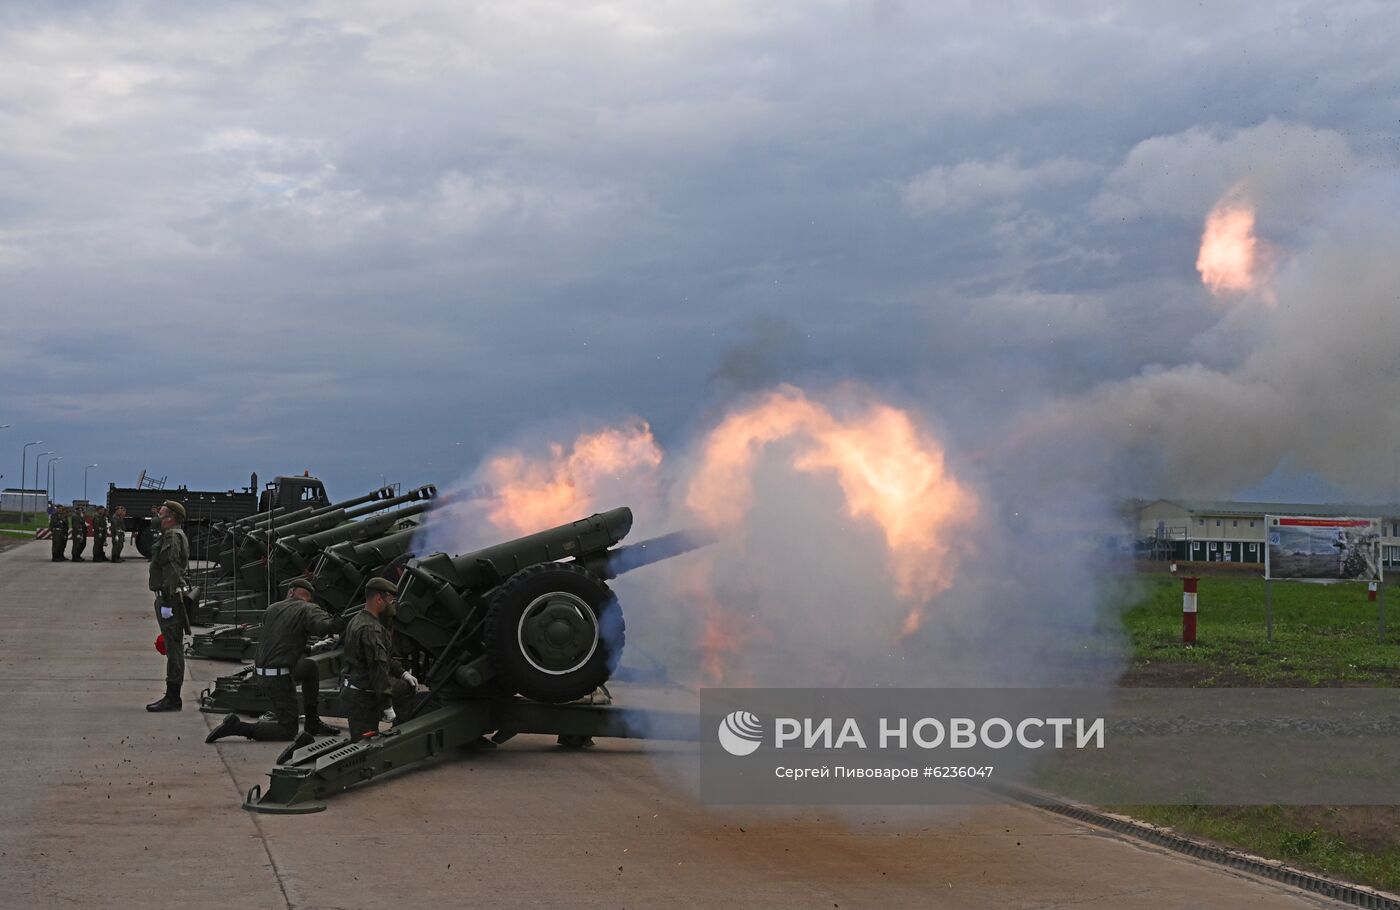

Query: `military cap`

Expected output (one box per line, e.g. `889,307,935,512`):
288,577,316,595
365,577,398,595
162,500,186,521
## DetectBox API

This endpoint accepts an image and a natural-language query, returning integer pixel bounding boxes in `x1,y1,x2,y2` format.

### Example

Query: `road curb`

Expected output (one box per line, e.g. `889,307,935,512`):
994,784,1400,909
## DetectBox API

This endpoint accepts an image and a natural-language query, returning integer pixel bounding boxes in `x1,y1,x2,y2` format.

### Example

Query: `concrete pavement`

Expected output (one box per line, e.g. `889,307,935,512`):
0,539,1348,909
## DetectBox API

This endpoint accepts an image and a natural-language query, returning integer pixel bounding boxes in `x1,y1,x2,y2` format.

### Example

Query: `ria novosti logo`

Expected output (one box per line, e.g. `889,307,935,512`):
717,710,764,756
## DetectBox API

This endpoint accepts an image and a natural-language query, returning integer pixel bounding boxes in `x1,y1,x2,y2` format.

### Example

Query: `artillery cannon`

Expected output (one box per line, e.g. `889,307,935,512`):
195,486,397,581
192,525,421,664
192,486,436,625
242,506,708,813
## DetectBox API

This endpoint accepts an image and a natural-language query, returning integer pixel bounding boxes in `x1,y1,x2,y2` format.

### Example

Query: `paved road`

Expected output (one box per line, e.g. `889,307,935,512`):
0,540,1348,909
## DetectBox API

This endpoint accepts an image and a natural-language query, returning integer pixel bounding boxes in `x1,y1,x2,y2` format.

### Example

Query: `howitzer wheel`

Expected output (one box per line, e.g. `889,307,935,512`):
484,563,624,704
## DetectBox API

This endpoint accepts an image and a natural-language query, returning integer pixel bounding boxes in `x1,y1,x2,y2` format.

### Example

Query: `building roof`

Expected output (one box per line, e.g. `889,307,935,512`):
1139,498,1399,519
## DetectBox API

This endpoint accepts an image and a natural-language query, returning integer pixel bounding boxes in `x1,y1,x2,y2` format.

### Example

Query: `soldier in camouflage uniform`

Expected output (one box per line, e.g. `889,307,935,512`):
340,577,417,739
69,506,87,561
205,577,343,752
50,507,68,561
146,500,190,712
110,506,127,562
91,506,110,562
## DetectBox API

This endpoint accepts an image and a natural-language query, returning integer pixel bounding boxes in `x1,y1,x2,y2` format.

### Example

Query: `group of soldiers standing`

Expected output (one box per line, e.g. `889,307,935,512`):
49,504,126,563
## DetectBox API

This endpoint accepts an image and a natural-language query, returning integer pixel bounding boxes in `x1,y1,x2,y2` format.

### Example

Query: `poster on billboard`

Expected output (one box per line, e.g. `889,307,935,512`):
1264,515,1383,582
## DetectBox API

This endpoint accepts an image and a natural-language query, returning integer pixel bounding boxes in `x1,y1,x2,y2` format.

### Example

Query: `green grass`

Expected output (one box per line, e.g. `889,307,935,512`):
1119,805,1400,893
1112,573,1400,892
0,515,47,533
1118,573,1397,686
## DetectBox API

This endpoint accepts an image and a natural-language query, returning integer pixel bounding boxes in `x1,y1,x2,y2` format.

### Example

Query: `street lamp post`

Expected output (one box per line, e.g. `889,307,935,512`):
48,457,63,502
20,440,43,525
35,452,55,512
84,464,98,502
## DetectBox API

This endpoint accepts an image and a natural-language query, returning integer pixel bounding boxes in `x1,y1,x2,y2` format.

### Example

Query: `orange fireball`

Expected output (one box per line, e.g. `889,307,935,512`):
685,385,976,640
480,420,663,537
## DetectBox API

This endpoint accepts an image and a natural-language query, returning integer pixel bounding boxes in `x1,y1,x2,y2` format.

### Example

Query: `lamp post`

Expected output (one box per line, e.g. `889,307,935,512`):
48,457,63,502
34,452,55,512
84,464,98,502
20,440,43,525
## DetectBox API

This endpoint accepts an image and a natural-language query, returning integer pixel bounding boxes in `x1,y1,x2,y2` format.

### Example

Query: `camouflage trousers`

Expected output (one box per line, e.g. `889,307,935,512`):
111,535,124,559
153,595,185,687
70,533,86,558
342,678,414,739
51,533,66,559
247,660,321,741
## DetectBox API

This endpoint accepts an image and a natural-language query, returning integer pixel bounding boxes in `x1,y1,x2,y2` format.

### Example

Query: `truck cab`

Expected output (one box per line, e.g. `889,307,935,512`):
259,475,331,513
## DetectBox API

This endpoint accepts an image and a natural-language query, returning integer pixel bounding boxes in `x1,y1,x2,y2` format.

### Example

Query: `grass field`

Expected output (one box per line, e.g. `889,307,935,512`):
1119,573,1397,686
1114,572,1400,891
0,516,46,534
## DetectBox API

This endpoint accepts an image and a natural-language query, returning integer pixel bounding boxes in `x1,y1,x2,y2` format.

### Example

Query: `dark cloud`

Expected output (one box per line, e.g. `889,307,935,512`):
0,1,1395,505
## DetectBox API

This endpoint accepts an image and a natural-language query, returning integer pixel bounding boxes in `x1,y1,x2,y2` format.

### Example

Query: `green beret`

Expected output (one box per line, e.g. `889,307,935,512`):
162,500,186,521
365,577,398,595
287,578,316,595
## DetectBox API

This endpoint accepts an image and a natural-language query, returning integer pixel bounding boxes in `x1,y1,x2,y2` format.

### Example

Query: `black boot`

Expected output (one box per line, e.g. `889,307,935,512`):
71,555,85,562
303,707,341,736
205,713,251,743
111,557,123,563
275,731,315,765
146,683,183,712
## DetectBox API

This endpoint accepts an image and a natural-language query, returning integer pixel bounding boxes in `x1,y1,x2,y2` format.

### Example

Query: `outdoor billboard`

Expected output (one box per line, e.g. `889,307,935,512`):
1264,515,1382,582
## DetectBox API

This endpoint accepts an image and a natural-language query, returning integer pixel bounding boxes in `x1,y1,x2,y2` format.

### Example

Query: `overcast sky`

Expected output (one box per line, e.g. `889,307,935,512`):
1,1,1395,504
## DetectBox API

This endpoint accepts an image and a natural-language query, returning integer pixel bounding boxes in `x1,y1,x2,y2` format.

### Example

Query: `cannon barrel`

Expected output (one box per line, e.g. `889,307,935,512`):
335,526,418,567
339,484,437,522
231,504,291,529
281,495,435,555
401,507,633,597
249,487,421,543
247,486,396,534
584,529,715,579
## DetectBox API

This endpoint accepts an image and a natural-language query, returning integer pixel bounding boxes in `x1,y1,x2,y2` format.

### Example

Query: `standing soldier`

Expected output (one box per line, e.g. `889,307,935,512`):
92,506,110,562
69,505,88,561
50,506,69,561
110,506,127,563
146,501,190,712
340,577,417,739
205,577,343,753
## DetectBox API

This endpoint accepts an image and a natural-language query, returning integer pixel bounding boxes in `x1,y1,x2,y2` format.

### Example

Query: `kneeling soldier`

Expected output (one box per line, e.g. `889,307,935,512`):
341,577,417,739
206,578,343,752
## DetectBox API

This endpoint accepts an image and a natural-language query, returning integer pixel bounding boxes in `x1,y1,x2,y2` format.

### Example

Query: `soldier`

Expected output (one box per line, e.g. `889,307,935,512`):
91,506,110,562
50,506,69,561
110,506,127,563
69,505,88,561
205,578,343,753
146,500,190,712
340,577,418,739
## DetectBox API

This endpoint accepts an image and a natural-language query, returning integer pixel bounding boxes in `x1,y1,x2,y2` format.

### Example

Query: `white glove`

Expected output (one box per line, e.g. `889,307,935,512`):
381,707,397,723
401,671,418,688
159,606,174,620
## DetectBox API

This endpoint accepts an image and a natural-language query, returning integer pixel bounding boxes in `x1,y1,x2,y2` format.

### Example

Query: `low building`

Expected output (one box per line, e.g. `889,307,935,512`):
0,488,49,515
1131,499,1400,568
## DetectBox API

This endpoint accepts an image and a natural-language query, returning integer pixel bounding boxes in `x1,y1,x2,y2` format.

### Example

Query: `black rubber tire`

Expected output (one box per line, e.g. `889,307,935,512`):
483,563,624,704
135,526,153,559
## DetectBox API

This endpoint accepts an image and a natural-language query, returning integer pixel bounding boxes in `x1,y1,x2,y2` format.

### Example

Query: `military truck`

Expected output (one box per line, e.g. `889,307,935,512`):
107,473,331,558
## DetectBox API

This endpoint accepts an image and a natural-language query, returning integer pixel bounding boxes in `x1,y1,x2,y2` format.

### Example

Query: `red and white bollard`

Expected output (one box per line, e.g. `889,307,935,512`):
1182,576,1199,644
1369,582,1378,602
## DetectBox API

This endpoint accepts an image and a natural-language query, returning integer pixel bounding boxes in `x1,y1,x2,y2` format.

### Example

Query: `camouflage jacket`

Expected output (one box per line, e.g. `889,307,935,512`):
49,512,67,535
255,597,336,670
342,610,403,706
92,513,109,538
69,513,86,540
110,514,126,540
147,525,189,597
